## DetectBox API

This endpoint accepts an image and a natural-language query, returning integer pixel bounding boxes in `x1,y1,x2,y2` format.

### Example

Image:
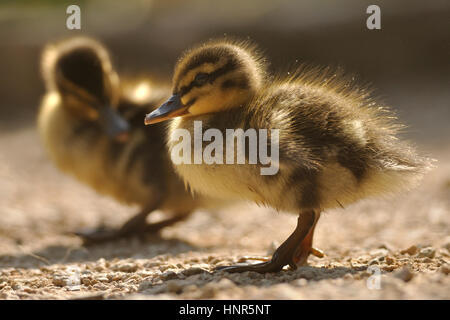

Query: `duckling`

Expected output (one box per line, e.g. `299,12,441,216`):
38,37,211,244
145,39,433,273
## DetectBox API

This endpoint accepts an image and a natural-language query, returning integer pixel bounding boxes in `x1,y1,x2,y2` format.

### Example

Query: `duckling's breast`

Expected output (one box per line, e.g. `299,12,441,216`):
167,116,300,212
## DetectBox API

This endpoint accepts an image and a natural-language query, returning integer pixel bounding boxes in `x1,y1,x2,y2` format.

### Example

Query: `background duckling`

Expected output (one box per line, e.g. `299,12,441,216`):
145,39,434,273
38,37,212,244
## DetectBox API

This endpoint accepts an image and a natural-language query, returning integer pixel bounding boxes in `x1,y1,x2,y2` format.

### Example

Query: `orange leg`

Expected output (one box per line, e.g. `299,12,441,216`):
217,210,318,273
293,212,323,266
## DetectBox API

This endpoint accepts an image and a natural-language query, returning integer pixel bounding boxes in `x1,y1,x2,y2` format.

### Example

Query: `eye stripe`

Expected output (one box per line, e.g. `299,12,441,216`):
178,81,196,97
178,60,238,98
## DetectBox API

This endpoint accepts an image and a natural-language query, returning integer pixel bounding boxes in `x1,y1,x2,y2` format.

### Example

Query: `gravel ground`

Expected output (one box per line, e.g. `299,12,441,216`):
0,128,449,300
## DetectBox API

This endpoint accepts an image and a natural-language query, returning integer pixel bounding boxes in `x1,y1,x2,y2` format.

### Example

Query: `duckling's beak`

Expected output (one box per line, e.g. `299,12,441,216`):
144,94,189,125
99,106,130,142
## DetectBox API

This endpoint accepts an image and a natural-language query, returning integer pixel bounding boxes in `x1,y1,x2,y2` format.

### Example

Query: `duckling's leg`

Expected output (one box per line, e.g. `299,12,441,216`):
75,197,190,244
75,211,190,245
292,212,323,266
216,210,317,273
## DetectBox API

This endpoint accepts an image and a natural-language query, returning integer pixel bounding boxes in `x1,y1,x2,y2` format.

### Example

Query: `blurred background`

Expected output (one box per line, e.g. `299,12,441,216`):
0,0,449,264
1,0,449,143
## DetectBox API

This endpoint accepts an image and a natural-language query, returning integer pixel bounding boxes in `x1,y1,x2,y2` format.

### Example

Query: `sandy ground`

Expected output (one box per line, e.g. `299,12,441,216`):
0,127,449,300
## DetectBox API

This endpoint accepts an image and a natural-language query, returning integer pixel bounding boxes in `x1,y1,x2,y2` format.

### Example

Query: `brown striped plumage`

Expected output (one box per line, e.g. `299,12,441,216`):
145,39,434,272
37,37,217,243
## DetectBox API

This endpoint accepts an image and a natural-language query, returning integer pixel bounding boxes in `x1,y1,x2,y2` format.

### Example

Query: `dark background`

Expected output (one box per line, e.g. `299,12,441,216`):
0,0,449,148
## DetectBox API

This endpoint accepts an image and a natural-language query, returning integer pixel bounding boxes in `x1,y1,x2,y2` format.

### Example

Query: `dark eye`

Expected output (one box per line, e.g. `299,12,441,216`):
194,73,209,85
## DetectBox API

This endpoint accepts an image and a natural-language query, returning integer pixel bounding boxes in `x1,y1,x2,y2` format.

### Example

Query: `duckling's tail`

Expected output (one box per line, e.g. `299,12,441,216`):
365,140,435,198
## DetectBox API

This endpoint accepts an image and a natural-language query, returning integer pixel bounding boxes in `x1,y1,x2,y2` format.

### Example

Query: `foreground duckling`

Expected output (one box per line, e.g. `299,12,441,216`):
38,37,210,244
145,39,433,273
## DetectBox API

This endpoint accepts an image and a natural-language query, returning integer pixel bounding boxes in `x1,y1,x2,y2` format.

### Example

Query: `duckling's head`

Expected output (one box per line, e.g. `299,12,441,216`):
145,40,265,124
42,37,129,139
